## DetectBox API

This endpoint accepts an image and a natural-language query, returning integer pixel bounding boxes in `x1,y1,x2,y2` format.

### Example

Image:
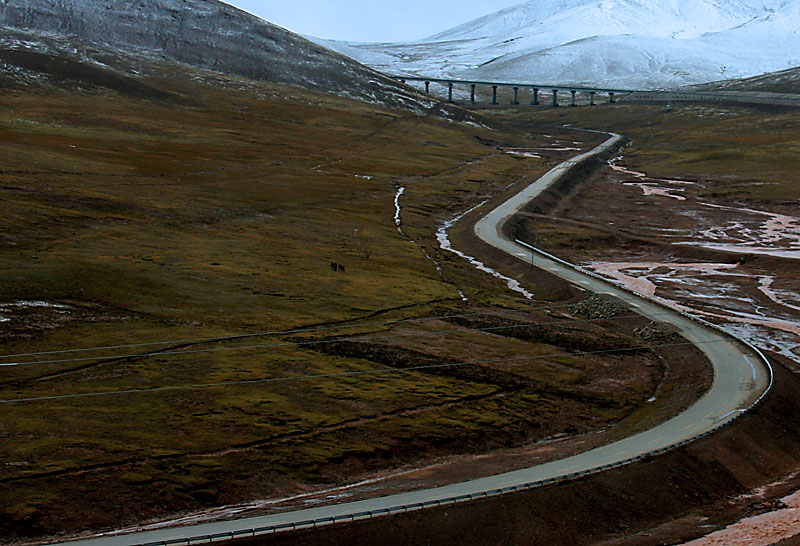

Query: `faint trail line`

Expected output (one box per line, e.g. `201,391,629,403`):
1,337,728,404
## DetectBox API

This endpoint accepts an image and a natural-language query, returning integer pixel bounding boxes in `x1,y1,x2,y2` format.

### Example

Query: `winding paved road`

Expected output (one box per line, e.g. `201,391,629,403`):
66,133,771,546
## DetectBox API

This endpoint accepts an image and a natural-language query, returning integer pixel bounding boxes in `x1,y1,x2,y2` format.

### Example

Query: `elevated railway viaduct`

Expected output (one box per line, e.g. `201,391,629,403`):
393,76,800,109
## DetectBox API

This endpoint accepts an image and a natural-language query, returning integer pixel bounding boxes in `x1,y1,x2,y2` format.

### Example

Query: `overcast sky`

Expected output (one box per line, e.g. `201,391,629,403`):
225,1,523,42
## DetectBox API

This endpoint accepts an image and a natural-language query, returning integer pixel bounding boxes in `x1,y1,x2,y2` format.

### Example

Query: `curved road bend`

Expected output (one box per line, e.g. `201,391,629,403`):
68,134,770,546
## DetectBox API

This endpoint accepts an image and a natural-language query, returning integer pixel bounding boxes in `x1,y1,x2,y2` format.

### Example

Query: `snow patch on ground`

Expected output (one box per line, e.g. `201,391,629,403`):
394,186,405,233
534,146,583,152
608,156,800,259
676,202,800,259
585,261,800,363
0,301,69,310
759,277,800,313
586,262,743,298
681,489,800,546
703,202,800,244
437,201,534,300
610,156,697,184
392,186,466,300
677,243,800,260
504,149,542,159
624,182,687,200
610,155,696,200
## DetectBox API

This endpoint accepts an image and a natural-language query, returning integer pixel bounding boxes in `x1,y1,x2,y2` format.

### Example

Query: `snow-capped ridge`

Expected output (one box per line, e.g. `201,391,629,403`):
316,0,800,89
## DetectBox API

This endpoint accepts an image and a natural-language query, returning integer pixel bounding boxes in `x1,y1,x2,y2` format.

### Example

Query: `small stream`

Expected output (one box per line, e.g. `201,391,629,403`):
436,200,534,300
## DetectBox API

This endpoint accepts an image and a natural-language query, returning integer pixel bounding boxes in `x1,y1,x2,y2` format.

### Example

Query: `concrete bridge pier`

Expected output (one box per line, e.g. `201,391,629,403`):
448,82,454,103
570,90,577,107
512,87,520,105
589,91,596,106
552,89,559,107
608,92,616,104
424,81,430,95
470,84,476,104
531,88,540,105
492,85,498,106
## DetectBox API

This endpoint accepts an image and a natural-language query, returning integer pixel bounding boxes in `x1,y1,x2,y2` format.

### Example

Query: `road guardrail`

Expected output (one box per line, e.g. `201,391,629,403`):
129,132,774,546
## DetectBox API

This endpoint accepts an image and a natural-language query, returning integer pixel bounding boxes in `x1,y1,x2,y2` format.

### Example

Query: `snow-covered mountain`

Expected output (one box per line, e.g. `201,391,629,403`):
0,0,433,111
315,0,800,89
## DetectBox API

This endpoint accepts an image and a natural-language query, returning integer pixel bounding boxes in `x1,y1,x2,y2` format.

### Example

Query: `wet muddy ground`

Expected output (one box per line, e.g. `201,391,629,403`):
520,156,800,367
516,156,800,545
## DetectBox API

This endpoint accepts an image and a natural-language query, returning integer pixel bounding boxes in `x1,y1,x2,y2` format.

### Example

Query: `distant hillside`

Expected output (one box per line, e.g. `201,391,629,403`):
316,0,800,89
691,66,800,94
0,0,432,112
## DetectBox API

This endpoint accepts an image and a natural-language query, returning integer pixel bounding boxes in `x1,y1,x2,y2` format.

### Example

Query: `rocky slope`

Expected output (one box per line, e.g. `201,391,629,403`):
0,0,430,111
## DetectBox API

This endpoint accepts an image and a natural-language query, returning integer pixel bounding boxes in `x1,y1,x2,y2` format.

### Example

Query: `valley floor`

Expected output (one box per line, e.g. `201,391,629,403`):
210,101,800,546
0,76,710,543
1,65,798,543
